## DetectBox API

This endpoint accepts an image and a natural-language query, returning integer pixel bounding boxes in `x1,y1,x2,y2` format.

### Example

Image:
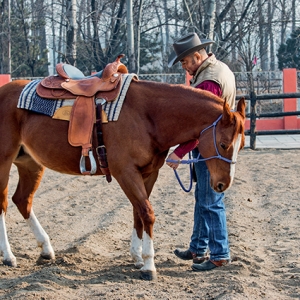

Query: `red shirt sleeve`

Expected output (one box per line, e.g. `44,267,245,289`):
196,80,222,97
172,80,221,159
174,139,199,159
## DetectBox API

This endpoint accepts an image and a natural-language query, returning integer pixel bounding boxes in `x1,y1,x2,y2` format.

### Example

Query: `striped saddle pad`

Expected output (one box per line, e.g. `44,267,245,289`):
17,73,137,122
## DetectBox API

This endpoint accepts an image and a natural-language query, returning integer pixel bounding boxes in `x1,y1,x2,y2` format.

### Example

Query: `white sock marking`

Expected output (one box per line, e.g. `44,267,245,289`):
130,228,144,268
141,231,156,272
0,213,17,266
26,209,55,259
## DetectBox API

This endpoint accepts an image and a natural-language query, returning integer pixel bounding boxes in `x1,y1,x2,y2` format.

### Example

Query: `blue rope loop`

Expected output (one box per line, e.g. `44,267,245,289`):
166,114,237,193
173,152,193,192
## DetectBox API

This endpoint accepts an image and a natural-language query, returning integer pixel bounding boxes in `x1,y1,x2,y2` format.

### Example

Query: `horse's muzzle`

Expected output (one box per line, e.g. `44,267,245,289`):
211,179,228,193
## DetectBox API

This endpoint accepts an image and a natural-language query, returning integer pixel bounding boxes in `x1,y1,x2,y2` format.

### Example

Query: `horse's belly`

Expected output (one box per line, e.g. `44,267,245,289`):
21,114,103,175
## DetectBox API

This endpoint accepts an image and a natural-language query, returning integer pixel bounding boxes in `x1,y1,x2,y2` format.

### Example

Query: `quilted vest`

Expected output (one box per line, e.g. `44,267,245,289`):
190,54,236,109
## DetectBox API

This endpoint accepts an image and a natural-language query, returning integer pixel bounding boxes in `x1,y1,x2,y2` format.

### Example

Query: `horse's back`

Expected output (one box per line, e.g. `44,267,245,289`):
0,80,29,111
0,80,29,94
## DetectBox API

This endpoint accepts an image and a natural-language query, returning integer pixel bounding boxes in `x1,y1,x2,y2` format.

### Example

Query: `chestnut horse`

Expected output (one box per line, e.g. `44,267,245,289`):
0,78,245,280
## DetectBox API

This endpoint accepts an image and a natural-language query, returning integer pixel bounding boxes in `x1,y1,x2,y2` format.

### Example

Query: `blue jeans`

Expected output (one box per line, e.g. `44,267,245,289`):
189,148,230,261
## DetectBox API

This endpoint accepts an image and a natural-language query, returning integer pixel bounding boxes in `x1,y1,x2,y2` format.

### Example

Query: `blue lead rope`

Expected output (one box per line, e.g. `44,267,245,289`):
166,114,237,193
173,152,194,192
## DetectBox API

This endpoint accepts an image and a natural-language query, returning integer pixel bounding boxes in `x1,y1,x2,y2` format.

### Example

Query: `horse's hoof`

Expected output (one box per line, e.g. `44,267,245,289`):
140,270,157,281
134,261,144,269
3,259,17,267
41,253,55,260
36,253,55,265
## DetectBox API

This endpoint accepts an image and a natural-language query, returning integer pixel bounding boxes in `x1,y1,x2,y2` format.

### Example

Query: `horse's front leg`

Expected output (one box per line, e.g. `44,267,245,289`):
133,199,156,281
130,208,144,269
130,204,156,280
117,170,157,280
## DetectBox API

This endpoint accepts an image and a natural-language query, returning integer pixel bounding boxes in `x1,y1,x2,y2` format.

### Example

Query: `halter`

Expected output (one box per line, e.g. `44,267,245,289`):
166,114,237,192
167,114,237,166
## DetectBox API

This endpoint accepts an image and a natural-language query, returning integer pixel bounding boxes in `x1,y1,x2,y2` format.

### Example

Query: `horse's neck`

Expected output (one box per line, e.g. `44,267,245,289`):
165,100,222,147
133,81,223,150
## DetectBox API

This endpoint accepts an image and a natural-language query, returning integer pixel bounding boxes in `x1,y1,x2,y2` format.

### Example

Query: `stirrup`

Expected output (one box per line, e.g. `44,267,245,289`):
79,150,97,175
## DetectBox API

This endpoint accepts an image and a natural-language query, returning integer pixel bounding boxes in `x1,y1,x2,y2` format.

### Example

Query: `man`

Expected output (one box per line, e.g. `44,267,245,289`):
166,32,236,271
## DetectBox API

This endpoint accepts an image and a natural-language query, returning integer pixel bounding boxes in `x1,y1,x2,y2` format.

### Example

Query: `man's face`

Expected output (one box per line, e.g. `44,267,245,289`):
180,52,202,76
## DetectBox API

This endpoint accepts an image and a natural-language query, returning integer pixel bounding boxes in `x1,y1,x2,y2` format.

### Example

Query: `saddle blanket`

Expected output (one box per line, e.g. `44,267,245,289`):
17,73,137,122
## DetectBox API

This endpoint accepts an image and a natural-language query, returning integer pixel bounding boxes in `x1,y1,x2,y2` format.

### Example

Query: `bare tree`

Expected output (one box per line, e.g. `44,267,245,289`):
66,0,77,65
135,0,144,74
126,0,135,71
0,0,10,73
5,0,299,79
203,0,216,40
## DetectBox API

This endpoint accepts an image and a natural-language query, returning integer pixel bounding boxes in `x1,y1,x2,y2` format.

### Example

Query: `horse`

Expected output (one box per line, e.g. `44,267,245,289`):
0,78,245,280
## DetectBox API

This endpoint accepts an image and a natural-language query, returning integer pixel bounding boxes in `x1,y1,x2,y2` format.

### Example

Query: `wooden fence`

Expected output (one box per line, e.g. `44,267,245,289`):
236,92,300,150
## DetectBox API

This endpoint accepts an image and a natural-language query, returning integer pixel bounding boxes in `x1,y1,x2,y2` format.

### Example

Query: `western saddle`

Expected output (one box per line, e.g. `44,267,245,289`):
36,54,128,181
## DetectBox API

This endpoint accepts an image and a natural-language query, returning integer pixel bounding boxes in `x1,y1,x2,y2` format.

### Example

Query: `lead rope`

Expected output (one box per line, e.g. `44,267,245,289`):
173,152,193,192
167,114,236,192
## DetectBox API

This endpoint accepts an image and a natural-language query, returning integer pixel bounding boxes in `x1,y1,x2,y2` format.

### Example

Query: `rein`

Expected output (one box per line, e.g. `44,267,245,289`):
166,114,236,192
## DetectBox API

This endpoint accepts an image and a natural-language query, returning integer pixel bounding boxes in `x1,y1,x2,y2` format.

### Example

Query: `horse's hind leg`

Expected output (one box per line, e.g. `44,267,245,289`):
0,159,17,267
12,149,55,261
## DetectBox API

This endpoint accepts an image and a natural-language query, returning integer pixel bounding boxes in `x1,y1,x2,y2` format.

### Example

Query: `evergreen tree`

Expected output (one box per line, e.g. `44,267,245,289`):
277,27,300,70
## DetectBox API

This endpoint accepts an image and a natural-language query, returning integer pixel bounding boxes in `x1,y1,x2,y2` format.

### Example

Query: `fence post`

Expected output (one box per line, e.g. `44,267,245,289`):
0,74,11,87
283,68,297,129
250,91,257,150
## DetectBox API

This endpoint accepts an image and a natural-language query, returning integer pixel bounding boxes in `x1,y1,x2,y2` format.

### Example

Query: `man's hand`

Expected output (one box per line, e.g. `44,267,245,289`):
166,152,181,170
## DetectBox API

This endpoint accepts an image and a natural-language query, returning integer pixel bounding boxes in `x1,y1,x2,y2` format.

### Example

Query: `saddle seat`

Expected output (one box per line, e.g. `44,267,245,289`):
35,54,128,177
37,54,127,101
55,63,86,79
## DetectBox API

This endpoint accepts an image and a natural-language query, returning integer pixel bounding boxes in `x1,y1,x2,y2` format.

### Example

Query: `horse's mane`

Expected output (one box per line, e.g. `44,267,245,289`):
134,78,224,108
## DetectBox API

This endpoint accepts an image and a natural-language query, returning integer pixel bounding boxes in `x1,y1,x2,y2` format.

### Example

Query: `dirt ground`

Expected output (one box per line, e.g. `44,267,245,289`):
0,148,299,299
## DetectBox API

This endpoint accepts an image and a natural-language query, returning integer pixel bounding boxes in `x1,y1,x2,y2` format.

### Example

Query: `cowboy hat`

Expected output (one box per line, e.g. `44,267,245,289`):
168,33,214,67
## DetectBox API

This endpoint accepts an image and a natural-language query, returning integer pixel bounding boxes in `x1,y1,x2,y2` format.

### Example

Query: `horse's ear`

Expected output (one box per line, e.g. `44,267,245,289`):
221,100,233,124
237,97,246,119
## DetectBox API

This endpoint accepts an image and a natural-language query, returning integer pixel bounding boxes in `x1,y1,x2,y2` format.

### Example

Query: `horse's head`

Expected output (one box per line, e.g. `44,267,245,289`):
198,98,246,193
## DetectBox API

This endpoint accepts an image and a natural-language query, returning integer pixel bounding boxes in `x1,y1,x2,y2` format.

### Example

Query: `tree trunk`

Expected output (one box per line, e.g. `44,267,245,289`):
51,0,57,74
280,0,287,44
126,0,135,72
66,0,77,65
57,0,66,63
258,0,268,71
268,0,275,71
136,0,144,74
37,0,48,75
291,0,296,32
204,0,216,40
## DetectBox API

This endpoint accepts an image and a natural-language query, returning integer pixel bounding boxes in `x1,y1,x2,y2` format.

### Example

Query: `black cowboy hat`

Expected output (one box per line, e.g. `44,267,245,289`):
168,33,214,67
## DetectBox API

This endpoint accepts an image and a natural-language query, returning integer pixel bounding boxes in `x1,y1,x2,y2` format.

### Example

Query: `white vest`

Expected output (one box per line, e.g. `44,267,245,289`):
190,54,236,109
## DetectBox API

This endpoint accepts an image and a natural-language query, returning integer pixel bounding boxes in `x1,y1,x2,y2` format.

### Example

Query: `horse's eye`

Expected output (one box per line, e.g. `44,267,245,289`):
220,142,227,150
